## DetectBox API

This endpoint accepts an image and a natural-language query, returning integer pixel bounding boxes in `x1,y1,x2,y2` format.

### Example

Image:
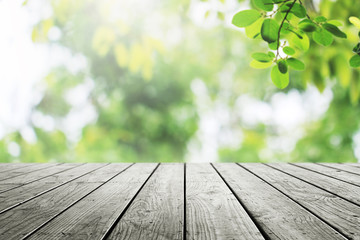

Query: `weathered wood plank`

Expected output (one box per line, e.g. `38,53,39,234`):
107,163,184,240
0,163,81,193
26,163,158,240
0,163,131,240
0,163,37,174
268,163,360,206
242,163,360,239
0,163,107,213
0,163,60,181
213,163,346,240
318,163,360,174
186,163,264,240
293,163,360,187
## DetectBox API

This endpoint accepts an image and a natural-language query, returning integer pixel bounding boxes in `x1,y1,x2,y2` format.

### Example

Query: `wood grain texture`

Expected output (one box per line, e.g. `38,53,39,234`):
0,163,81,193
186,163,264,240
269,163,360,206
0,163,131,240
242,163,360,239
0,163,358,240
293,163,360,187
0,163,106,213
26,163,158,240
318,163,360,174
108,163,184,240
0,163,60,181
0,163,37,174
213,163,346,240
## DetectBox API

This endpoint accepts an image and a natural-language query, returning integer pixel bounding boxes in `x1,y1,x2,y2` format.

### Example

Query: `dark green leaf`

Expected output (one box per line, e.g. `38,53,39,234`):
232,10,261,28
277,60,288,73
261,19,279,43
299,22,317,32
322,23,347,38
287,57,305,71
353,43,360,54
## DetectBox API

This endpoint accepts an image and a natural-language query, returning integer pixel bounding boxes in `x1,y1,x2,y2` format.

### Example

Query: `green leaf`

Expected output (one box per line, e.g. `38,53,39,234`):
251,52,274,62
281,3,306,18
314,16,327,23
287,57,305,71
271,65,289,89
245,18,264,39
327,20,342,27
250,60,273,69
261,19,279,43
277,60,288,74
268,42,278,50
299,22,317,32
232,10,261,28
268,51,275,58
350,55,360,68
253,0,273,11
322,23,347,38
313,29,333,46
283,46,295,55
289,29,303,39
353,43,360,54
289,32,309,52
280,22,291,34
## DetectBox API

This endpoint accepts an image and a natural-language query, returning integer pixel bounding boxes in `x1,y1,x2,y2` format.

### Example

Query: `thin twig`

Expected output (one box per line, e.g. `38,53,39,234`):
276,0,297,59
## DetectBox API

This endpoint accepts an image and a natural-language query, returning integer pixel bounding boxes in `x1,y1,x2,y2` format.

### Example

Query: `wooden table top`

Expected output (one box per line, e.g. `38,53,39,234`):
0,162,359,239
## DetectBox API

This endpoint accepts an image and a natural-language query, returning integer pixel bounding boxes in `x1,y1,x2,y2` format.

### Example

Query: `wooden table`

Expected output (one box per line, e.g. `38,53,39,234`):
0,163,359,239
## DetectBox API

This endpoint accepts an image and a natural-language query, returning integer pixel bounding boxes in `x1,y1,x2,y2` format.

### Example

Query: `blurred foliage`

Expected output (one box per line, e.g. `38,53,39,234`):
0,0,359,163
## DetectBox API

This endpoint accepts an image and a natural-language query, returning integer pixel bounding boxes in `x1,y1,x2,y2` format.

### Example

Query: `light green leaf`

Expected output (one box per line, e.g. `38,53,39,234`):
314,16,327,23
251,52,273,62
283,46,295,55
271,65,289,89
261,19,279,43
250,60,273,69
268,42,278,50
327,20,342,27
349,16,360,29
253,0,273,11
289,32,310,52
350,55,360,68
268,51,275,58
245,18,264,39
313,28,333,46
232,10,261,28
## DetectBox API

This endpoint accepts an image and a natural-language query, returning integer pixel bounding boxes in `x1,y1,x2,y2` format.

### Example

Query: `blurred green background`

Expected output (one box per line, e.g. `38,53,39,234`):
0,0,359,163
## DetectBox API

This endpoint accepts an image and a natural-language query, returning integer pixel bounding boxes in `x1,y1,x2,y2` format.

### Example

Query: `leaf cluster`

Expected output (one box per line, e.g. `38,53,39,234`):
232,0,349,89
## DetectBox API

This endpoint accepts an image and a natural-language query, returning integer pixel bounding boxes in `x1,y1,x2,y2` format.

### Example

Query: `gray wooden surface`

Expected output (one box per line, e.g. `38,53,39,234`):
0,163,359,240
